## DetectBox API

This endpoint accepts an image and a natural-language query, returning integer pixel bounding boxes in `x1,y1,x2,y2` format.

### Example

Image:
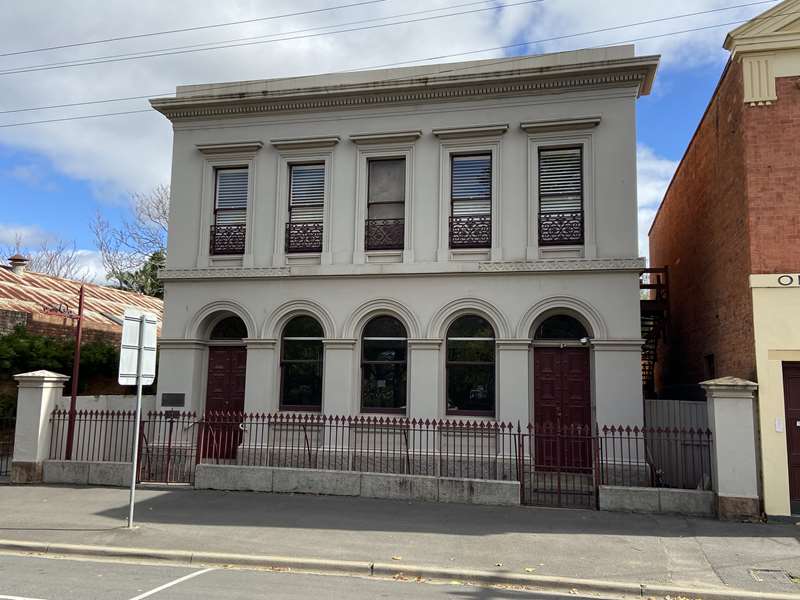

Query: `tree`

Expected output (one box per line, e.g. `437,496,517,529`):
115,250,165,298
91,184,168,295
1,235,88,280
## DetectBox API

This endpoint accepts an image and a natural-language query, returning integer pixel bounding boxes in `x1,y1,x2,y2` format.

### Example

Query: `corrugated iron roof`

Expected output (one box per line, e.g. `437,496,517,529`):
0,265,163,330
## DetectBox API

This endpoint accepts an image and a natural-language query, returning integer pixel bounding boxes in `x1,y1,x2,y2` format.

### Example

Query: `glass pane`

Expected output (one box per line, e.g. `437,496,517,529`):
367,202,404,220
451,154,491,200
447,315,494,339
446,339,494,363
283,339,323,361
281,362,322,408
363,339,406,362
534,315,588,340
209,316,248,340
447,364,495,414
361,363,407,411
363,315,407,338
368,158,405,205
283,315,324,338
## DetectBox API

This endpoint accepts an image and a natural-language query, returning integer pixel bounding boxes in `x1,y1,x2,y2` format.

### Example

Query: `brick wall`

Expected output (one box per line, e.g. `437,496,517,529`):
649,61,757,392
745,76,800,274
0,310,27,335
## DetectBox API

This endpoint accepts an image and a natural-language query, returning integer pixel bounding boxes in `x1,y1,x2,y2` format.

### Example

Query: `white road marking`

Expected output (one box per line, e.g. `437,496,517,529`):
127,568,215,600
0,596,49,600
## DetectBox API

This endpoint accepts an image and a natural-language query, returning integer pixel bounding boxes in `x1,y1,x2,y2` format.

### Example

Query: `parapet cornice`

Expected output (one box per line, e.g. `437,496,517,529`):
150,58,657,122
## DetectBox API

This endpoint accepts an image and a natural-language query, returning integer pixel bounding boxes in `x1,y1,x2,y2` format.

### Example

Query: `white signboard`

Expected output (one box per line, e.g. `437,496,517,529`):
118,309,158,386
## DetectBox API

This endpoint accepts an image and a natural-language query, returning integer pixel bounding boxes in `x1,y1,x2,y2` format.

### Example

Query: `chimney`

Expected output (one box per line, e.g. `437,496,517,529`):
8,254,29,276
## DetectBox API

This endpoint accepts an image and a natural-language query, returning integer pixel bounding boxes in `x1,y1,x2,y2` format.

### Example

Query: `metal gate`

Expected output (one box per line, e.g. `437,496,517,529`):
137,412,198,484
518,423,598,509
0,417,14,478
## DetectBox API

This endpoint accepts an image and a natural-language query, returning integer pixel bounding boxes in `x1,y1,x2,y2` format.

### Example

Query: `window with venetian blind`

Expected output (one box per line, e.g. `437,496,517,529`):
210,168,248,255
538,147,584,246
286,163,325,253
449,154,491,249
365,158,405,251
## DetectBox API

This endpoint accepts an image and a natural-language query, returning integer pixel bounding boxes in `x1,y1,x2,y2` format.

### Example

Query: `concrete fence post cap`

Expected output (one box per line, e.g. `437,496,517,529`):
699,376,758,392
13,370,70,384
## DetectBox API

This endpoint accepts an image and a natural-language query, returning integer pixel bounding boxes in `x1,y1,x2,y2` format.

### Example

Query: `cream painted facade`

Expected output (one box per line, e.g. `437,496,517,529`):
751,275,800,516
151,46,657,427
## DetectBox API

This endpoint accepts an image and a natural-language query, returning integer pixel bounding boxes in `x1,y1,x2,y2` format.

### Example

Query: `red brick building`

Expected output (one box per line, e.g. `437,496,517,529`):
649,0,800,516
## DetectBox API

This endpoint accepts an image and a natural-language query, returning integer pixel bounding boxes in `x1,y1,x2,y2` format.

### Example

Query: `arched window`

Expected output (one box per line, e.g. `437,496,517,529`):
446,315,495,416
280,316,324,411
361,316,407,414
534,314,588,340
209,315,247,340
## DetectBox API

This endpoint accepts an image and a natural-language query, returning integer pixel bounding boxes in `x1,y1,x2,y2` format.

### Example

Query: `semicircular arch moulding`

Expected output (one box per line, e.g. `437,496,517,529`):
426,297,511,339
185,300,258,340
263,299,336,339
516,296,608,340
342,298,422,339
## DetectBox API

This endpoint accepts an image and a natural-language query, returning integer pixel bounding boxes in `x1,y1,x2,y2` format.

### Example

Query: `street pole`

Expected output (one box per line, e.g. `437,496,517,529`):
127,314,146,529
64,284,85,461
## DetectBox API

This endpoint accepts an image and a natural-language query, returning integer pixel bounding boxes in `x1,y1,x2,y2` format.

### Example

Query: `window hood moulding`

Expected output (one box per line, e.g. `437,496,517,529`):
150,56,659,122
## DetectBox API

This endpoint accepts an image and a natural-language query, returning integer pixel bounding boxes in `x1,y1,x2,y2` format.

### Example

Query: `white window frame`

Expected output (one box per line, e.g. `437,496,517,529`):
198,153,258,268
273,149,334,266
437,139,502,262
353,144,414,264
527,133,595,260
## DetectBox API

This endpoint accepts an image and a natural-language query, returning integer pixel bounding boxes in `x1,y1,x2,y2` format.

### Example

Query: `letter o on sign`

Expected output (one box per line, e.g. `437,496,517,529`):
778,275,794,286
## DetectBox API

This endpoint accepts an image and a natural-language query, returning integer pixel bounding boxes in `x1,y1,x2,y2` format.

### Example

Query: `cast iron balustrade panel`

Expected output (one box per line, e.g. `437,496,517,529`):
210,224,246,255
449,215,491,249
365,218,405,251
286,222,323,253
539,211,584,246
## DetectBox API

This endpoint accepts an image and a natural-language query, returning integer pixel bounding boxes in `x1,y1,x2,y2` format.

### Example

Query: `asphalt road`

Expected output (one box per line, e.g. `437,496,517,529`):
0,553,609,600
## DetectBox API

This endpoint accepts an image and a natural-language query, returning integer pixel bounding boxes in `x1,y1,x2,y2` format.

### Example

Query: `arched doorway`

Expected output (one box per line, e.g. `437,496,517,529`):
205,315,247,414
532,314,591,428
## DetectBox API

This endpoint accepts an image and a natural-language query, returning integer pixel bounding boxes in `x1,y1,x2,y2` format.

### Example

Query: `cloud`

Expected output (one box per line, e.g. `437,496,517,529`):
4,162,59,191
74,249,108,284
0,223,51,248
637,144,678,261
0,0,772,201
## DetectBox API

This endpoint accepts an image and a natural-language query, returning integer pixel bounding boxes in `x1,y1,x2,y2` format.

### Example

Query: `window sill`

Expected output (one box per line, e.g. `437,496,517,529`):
449,248,491,261
538,245,584,259
365,250,403,264
209,255,244,266
358,410,408,417
286,253,322,266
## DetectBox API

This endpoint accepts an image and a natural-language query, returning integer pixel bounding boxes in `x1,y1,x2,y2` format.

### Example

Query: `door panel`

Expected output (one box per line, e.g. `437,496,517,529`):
783,363,800,502
204,346,247,459
533,346,591,470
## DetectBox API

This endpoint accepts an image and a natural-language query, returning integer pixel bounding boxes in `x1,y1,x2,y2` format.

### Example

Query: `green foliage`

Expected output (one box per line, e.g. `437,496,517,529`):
112,250,165,299
0,326,123,417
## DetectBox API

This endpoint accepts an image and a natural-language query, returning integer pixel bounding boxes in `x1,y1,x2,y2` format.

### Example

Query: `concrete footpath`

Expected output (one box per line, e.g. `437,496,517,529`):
0,485,799,597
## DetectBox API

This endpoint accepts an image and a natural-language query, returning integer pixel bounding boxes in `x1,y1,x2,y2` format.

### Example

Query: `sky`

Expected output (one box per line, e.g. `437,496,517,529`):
0,0,779,281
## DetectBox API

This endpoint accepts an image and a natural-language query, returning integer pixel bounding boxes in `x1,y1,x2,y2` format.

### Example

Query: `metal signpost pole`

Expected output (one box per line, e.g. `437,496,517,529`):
127,314,146,529
64,284,85,461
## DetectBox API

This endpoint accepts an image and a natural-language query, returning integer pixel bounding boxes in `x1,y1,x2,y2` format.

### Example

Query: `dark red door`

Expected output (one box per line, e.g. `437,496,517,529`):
783,363,800,507
533,347,591,469
204,346,246,458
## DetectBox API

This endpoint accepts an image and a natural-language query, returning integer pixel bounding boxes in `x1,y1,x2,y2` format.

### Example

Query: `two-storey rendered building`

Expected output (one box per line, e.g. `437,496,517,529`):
151,46,658,432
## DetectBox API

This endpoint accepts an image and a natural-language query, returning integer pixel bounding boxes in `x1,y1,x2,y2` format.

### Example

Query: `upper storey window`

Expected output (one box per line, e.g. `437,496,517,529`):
449,154,491,249
538,147,584,246
365,158,405,251
210,168,248,255
286,163,325,253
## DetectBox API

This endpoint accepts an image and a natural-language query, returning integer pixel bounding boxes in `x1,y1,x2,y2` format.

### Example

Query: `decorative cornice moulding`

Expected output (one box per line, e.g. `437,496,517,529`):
151,61,657,122
159,267,290,280
520,116,601,133
479,258,645,273
270,136,340,150
349,130,422,144
432,124,509,139
196,141,263,155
